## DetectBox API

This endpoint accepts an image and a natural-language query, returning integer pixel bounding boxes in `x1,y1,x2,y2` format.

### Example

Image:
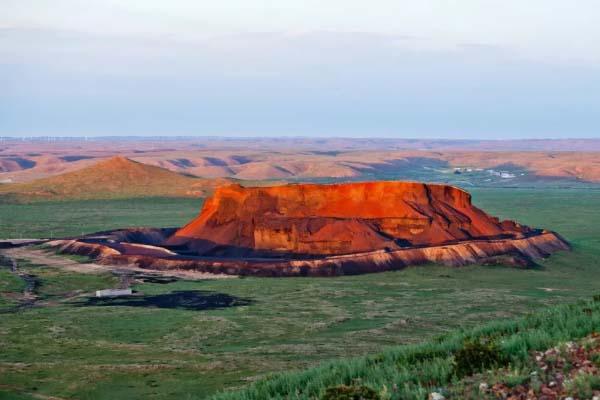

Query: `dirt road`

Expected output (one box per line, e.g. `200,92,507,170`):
2,246,235,280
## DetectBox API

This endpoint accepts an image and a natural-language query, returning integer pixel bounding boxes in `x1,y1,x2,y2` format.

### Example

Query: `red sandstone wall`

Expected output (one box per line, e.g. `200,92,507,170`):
168,182,531,256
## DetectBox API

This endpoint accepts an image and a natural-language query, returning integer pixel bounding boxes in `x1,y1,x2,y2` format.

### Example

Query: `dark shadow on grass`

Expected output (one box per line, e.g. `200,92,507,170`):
75,290,253,311
136,275,179,284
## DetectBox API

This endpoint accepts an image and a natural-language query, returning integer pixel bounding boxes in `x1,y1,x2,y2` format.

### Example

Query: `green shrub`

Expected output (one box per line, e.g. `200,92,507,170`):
564,373,600,399
401,348,450,365
452,339,507,377
503,371,530,388
321,385,381,400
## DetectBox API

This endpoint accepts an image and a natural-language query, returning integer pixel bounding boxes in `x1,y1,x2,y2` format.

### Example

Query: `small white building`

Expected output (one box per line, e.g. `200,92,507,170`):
95,288,132,298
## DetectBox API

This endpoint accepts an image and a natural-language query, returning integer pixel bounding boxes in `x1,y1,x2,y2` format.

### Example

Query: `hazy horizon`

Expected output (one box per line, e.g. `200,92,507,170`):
2,1,600,139
3,135,600,144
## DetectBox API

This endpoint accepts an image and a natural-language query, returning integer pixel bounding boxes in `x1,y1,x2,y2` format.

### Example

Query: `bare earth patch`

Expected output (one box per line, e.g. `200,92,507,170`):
3,246,236,280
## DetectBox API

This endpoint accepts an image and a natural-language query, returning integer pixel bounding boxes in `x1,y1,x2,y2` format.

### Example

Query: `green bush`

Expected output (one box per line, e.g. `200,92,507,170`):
503,372,530,388
321,385,381,400
452,339,507,377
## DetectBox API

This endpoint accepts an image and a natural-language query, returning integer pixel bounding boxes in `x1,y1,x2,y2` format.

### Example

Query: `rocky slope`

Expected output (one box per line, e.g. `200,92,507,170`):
48,230,568,277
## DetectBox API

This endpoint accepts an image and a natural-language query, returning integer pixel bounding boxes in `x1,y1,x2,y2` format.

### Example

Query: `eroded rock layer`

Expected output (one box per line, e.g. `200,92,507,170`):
167,182,535,256
48,231,569,277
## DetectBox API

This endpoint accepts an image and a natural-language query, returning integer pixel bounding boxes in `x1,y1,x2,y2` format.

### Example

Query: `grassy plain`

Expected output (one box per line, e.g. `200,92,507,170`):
0,197,202,239
0,188,599,399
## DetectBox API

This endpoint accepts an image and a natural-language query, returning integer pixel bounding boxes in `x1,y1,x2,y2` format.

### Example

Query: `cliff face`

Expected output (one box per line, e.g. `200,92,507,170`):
167,182,533,256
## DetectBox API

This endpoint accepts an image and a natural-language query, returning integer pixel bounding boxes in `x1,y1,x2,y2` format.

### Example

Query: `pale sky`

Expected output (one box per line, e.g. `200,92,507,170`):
2,0,600,138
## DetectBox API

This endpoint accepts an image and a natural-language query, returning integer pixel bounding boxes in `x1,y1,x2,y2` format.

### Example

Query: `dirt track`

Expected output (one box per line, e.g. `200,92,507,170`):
2,246,235,280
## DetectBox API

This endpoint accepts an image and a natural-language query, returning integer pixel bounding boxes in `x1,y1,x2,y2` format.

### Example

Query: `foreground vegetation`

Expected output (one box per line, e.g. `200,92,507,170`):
212,297,600,399
0,188,599,399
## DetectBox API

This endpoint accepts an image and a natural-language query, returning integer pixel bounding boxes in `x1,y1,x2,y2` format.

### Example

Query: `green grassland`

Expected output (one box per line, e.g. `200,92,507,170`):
0,188,599,399
0,197,202,239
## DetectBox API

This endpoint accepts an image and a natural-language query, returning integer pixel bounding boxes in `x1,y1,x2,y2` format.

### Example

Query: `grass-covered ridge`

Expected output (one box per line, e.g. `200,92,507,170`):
211,297,600,400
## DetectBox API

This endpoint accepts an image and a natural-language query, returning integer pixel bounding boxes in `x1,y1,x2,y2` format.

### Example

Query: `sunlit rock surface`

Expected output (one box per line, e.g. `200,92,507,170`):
49,182,570,277
168,182,536,257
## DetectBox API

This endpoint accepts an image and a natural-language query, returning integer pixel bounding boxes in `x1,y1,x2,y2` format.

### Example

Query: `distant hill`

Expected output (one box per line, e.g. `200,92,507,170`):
2,138,599,185
0,156,235,202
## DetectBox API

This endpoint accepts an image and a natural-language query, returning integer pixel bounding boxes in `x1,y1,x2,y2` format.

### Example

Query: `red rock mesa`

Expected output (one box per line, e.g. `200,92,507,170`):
167,182,535,257
49,181,569,276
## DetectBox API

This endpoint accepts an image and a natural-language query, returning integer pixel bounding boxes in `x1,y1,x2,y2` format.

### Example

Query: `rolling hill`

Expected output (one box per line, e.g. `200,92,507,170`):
0,156,234,202
2,137,600,185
